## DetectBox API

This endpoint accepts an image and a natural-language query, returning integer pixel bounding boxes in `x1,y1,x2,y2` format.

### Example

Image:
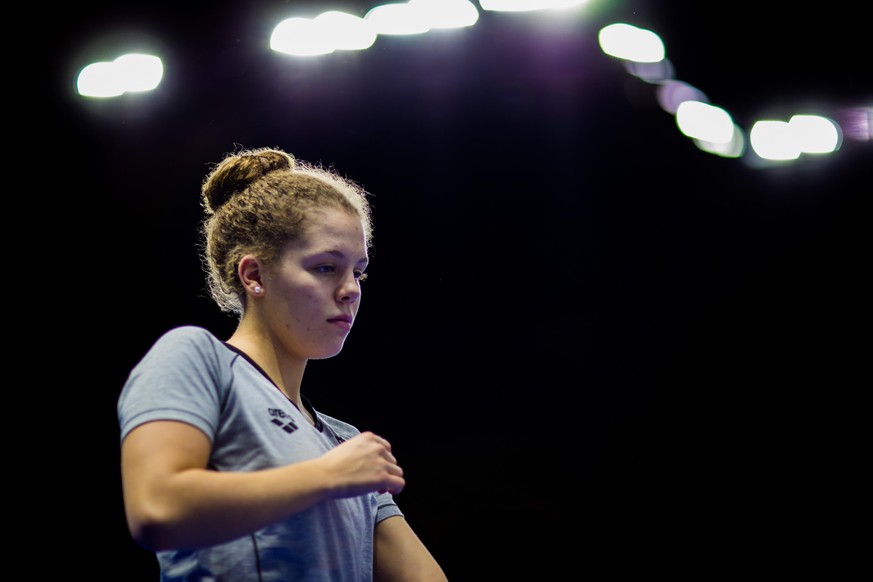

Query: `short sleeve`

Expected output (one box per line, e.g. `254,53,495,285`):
118,326,228,443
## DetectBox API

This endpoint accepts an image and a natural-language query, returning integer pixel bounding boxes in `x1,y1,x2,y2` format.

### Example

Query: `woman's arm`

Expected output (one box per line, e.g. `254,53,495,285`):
121,420,404,551
374,514,448,582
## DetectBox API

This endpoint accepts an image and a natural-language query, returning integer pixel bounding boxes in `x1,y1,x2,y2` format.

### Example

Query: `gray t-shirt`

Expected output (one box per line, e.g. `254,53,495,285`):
118,325,402,581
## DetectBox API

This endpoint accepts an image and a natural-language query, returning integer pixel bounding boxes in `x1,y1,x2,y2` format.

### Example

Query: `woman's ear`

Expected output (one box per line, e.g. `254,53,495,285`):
238,255,265,296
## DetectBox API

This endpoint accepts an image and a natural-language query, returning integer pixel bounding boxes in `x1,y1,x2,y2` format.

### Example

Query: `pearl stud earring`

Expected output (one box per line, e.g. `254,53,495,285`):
253,285,262,294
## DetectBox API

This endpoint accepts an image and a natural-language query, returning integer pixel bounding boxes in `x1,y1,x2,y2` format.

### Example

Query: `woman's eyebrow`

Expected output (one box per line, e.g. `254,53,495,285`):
319,249,369,265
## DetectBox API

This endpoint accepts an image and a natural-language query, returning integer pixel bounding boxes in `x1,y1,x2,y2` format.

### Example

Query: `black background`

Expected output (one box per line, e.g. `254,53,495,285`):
38,0,869,578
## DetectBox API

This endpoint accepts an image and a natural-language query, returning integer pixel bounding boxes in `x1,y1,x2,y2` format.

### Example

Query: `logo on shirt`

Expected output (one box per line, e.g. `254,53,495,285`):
268,408,298,434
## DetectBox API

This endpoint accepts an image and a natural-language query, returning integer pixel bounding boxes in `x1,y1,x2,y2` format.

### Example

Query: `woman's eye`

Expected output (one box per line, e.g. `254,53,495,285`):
316,265,335,273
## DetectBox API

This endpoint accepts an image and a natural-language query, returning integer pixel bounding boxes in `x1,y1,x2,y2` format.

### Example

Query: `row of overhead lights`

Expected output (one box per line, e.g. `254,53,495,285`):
75,0,871,165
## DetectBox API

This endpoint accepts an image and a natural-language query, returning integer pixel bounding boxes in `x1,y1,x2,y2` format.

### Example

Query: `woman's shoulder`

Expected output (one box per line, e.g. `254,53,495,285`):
144,325,228,360
155,324,222,346
127,325,236,392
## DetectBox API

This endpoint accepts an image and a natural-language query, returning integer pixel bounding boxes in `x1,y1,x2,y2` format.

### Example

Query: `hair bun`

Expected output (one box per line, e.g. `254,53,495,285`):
201,147,296,213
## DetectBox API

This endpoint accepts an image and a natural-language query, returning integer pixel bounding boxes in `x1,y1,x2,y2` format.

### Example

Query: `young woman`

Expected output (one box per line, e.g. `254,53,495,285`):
117,147,448,581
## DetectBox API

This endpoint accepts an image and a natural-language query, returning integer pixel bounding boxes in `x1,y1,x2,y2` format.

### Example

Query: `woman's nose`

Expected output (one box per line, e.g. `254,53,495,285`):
337,272,362,303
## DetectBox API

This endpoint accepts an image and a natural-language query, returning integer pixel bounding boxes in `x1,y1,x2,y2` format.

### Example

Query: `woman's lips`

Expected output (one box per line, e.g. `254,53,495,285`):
328,316,352,331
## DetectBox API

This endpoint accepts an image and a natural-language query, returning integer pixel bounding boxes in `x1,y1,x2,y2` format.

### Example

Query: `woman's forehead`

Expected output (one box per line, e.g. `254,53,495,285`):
293,210,368,257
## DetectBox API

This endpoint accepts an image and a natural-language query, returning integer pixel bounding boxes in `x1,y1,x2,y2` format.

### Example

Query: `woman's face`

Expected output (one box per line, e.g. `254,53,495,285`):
264,207,369,361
